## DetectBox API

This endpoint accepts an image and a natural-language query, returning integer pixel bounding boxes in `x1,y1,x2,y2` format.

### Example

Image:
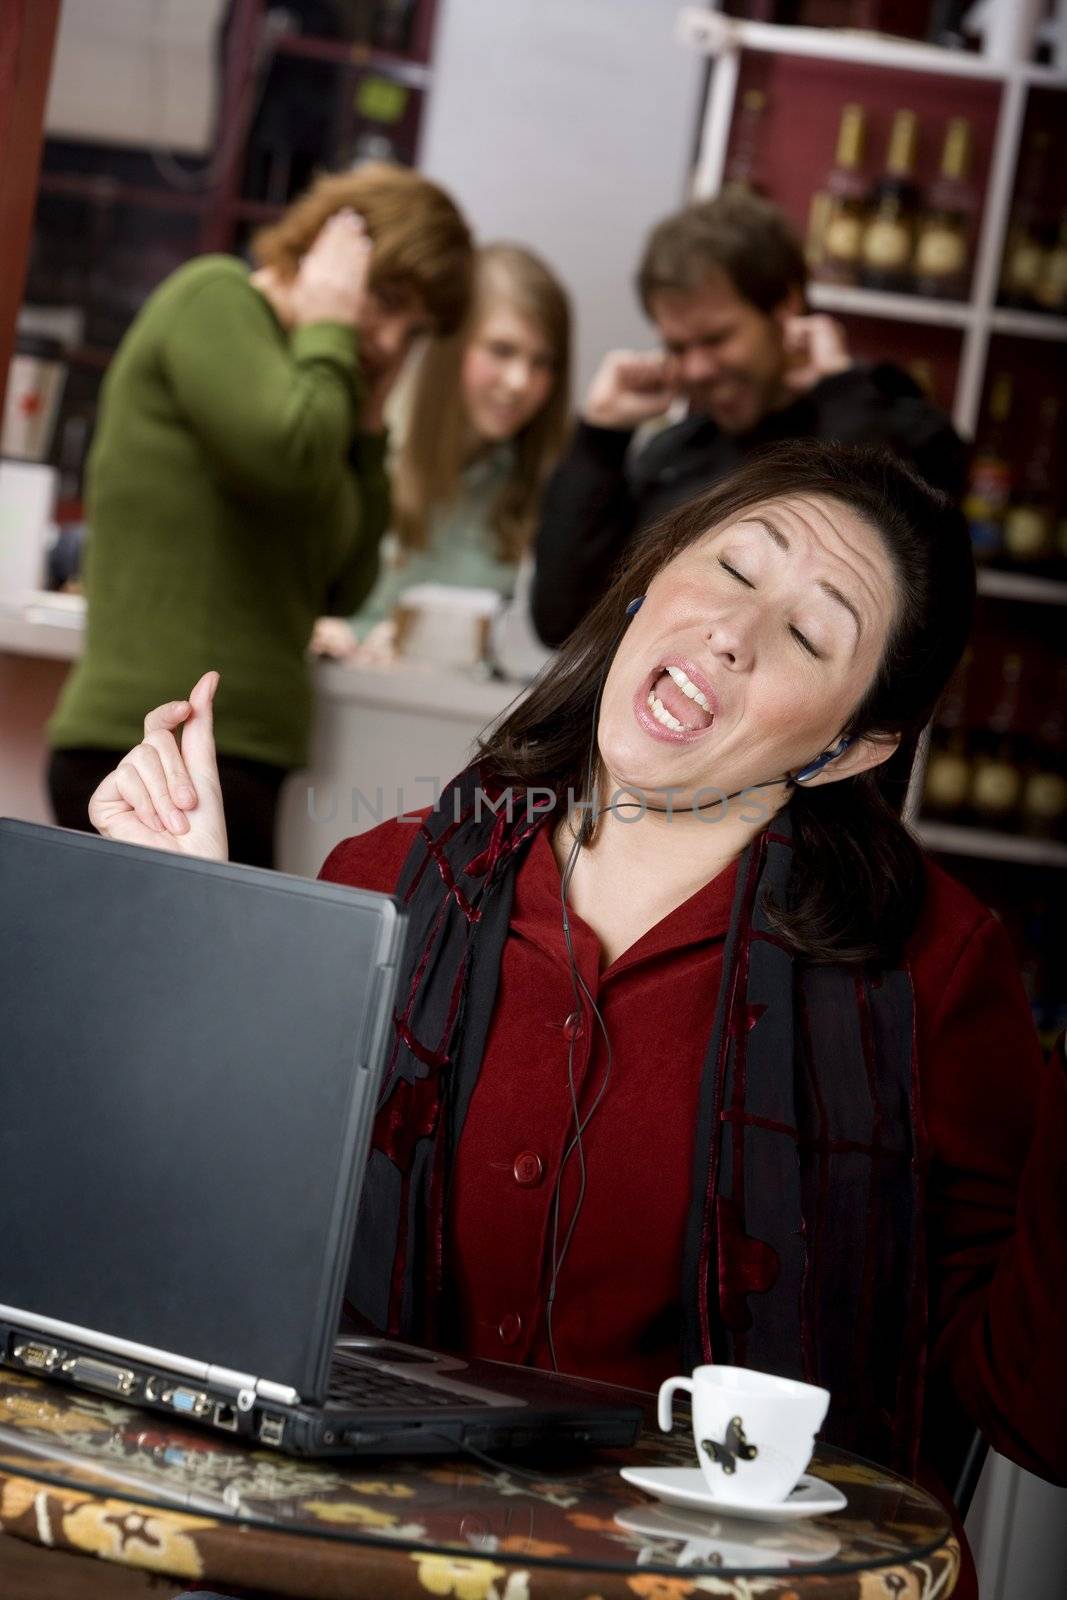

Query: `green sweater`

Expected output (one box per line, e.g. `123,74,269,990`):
49,255,388,768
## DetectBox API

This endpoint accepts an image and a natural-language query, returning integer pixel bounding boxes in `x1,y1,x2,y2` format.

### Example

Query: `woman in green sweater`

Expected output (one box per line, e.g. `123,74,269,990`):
47,164,472,865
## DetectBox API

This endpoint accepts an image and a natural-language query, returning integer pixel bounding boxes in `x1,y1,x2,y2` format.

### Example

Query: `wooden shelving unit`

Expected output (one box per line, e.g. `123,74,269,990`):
272,29,434,89
680,7,1067,438
681,9,1067,895
22,0,442,505
35,0,441,255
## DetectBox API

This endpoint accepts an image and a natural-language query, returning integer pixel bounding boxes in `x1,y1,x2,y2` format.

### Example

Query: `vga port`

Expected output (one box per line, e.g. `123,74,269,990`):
162,1387,211,1417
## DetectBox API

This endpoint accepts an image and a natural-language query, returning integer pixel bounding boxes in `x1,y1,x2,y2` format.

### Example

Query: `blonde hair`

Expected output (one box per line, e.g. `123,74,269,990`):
252,164,472,334
393,243,572,563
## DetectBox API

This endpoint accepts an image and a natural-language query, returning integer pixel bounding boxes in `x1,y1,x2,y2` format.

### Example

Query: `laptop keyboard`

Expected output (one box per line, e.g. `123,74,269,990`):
327,1358,490,1410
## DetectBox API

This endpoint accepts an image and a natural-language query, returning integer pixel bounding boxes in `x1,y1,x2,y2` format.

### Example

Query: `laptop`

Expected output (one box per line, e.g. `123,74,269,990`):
0,819,642,1458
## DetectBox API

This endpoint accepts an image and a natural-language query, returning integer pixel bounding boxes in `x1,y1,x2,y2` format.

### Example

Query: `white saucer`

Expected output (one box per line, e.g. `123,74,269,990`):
613,1503,842,1566
619,1466,847,1521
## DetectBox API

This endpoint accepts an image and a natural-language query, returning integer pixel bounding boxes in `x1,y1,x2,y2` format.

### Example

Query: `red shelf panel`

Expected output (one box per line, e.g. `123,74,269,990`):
271,31,431,86
38,172,208,215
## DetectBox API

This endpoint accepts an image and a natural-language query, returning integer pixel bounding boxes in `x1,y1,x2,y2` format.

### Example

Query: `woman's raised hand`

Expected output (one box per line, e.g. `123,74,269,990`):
291,209,373,330
88,671,228,861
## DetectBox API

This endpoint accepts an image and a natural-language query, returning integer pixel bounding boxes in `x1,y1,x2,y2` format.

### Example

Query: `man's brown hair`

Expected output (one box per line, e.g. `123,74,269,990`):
252,164,472,335
637,190,808,317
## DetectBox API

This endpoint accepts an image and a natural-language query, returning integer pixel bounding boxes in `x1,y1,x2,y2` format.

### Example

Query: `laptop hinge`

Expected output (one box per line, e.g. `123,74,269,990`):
202,1365,298,1406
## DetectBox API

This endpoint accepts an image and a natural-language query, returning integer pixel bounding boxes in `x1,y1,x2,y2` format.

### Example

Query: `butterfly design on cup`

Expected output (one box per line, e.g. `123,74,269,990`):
700,1415,758,1475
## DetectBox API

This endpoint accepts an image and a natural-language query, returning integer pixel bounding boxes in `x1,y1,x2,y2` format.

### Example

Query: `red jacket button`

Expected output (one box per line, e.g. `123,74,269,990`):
563,1009,583,1041
513,1151,544,1187
497,1312,523,1345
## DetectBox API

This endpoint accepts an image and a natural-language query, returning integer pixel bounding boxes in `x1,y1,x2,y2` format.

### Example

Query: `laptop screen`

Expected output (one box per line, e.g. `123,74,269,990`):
0,821,403,1403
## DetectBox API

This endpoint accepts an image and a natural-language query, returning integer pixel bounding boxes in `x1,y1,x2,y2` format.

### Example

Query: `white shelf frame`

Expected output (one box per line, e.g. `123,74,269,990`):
989,307,1067,340
914,821,1067,868
679,8,1067,438
807,282,976,326
677,11,1067,87
977,569,1067,604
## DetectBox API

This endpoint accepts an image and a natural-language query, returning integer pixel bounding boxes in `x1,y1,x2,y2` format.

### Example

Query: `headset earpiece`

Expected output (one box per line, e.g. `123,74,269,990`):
793,735,853,785
625,596,645,617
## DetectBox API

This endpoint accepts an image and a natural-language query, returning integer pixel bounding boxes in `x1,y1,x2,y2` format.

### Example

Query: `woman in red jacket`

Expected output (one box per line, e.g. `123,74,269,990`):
88,443,1066,1591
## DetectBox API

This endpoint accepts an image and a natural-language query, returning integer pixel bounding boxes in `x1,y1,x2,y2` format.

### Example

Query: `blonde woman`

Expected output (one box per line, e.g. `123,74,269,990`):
48,165,472,866
313,243,571,664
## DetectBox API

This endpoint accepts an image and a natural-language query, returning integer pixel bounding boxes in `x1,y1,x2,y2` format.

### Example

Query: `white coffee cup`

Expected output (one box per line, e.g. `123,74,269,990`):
658,1365,830,1507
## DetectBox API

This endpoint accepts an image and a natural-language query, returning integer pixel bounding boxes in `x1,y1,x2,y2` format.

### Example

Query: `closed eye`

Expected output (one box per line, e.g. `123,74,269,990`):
790,625,821,659
719,559,823,659
718,558,754,589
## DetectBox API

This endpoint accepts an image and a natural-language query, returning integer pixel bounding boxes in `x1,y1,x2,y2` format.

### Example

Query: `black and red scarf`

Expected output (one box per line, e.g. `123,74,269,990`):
345,765,927,1474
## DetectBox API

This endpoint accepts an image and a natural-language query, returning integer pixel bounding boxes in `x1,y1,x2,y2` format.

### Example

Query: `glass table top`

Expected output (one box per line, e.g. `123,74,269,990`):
0,1370,952,1580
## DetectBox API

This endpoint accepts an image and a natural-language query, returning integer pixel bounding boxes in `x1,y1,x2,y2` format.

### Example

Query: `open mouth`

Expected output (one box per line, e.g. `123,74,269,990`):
644,664,716,736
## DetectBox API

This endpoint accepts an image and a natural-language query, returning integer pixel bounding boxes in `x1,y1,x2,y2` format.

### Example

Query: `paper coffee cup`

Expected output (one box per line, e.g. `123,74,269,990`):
2,336,67,463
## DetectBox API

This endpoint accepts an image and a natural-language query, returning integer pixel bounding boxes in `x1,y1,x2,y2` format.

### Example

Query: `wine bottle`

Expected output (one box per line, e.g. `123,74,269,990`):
913,118,974,300
860,110,920,293
922,647,974,822
1020,665,1067,842
813,104,868,287
970,651,1024,833
1002,397,1060,572
1000,132,1051,310
963,375,1013,565
906,358,937,400
725,90,769,193
1034,215,1067,315
1056,514,1067,582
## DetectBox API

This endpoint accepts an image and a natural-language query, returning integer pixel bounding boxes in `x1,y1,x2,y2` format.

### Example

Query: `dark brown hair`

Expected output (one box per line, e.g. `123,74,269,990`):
252,164,473,335
479,442,976,965
637,190,808,316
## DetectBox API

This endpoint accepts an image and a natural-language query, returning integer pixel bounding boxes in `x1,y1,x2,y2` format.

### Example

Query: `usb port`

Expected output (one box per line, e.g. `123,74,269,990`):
259,1414,285,1447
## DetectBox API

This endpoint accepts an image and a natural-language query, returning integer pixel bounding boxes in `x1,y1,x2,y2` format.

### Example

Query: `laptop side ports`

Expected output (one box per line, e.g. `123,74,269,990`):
12,1341,60,1372
161,1386,211,1418
61,1356,136,1396
258,1414,285,1448
213,1402,239,1431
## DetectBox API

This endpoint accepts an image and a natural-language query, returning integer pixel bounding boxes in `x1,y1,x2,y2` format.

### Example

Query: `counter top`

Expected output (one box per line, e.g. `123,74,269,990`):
0,594,83,662
0,593,525,719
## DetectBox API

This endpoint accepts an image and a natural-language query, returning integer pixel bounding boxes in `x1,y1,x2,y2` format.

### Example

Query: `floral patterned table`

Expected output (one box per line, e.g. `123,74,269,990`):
0,1371,959,1599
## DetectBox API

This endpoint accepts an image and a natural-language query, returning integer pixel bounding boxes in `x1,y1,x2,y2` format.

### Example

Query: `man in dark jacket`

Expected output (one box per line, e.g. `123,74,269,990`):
532,190,967,646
